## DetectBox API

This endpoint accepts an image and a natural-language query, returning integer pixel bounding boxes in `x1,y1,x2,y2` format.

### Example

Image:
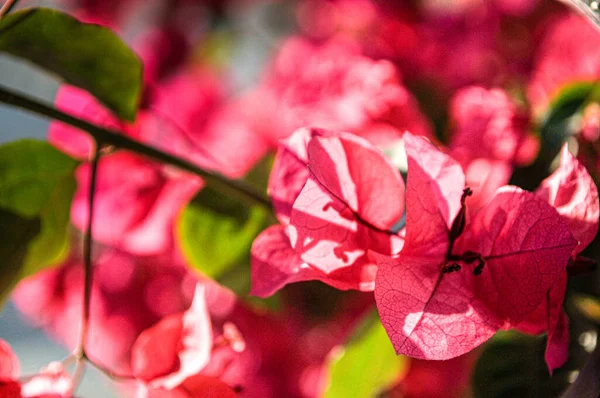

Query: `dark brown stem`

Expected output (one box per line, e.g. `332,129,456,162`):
75,144,100,360
0,84,271,210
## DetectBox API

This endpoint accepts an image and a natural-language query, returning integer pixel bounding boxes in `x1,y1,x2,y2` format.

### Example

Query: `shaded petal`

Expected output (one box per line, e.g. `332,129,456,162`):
307,132,405,230
250,225,378,297
536,144,600,254
0,339,19,381
466,187,577,324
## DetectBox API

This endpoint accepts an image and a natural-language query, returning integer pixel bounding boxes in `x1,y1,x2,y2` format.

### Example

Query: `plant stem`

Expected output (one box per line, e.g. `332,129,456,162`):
75,144,100,360
0,0,19,19
0,84,271,210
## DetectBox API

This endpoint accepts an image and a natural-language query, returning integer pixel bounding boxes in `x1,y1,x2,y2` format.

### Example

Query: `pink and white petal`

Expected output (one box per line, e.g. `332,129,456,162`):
289,177,365,273
268,128,319,225
375,253,499,359
152,285,213,390
21,361,74,398
536,144,600,253
307,132,405,230
132,315,183,382
251,225,378,296
250,225,321,297
402,133,465,232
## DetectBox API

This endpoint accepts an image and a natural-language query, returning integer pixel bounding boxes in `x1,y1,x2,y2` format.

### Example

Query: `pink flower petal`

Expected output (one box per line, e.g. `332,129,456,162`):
464,187,577,324
306,132,405,231
48,85,120,160
375,134,577,360
132,285,213,390
250,225,377,297
536,144,600,254
268,128,318,225
545,309,570,373
0,339,19,381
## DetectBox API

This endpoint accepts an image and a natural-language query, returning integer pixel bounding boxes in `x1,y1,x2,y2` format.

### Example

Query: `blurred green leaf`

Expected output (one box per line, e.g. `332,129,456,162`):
177,185,268,290
0,209,41,305
511,81,600,190
473,331,569,398
323,312,406,398
0,7,142,121
0,139,77,216
0,140,78,306
540,81,600,155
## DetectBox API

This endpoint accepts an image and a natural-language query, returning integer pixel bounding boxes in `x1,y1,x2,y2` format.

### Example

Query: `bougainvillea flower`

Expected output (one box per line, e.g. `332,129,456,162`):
49,80,225,256
132,284,213,391
537,145,600,253
71,151,201,255
449,86,536,166
0,339,74,398
516,144,599,371
374,133,577,360
252,128,405,296
223,36,432,149
528,13,600,113
448,86,538,210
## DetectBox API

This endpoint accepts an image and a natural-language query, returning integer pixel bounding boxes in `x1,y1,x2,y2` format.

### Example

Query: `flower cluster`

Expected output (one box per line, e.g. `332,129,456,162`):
4,0,600,397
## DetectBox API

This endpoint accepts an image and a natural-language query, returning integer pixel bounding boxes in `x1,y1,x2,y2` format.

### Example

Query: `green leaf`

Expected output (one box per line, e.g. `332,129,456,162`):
0,139,78,217
0,139,78,305
472,331,570,398
177,185,268,289
540,81,600,155
323,312,406,398
0,209,41,305
0,7,142,120
511,81,600,190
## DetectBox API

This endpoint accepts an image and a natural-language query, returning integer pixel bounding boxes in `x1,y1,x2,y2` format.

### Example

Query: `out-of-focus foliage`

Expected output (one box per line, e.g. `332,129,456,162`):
323,311,406,398
0,0,599,397
0,8,142,120
473,331,569,398
0,140,77,306
178,186,268,290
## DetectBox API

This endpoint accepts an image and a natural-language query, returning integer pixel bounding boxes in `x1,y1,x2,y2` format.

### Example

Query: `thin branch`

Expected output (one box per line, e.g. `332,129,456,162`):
75,144,100,360
71,359,86,393
0,84,272,210
0,0,19,20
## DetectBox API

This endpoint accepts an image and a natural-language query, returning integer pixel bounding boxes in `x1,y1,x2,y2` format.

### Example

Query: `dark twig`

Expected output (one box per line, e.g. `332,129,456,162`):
75,144,100,360
0,84,271,210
